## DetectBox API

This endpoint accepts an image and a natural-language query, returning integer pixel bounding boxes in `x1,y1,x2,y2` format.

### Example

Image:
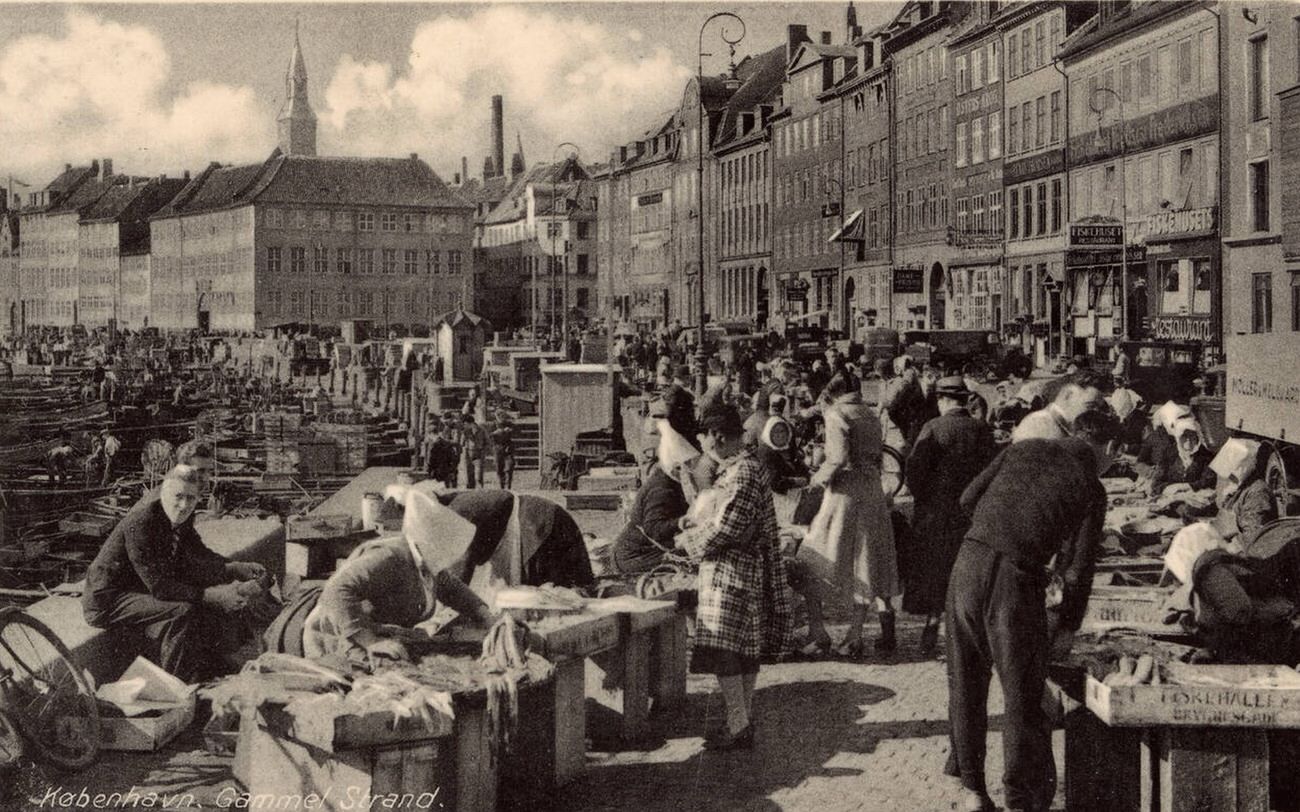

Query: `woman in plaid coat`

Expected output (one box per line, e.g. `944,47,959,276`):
678,403,794,751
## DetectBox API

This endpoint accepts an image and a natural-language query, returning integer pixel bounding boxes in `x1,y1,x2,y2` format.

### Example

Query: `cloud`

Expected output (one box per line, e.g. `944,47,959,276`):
321,7,691,177
0,11,270,180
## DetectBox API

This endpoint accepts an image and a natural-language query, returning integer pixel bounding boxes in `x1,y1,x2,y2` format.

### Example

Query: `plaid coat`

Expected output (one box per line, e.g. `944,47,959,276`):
678,450,795,660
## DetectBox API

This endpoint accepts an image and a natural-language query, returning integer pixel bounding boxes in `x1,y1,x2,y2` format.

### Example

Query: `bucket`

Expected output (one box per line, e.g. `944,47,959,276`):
361,492,383,531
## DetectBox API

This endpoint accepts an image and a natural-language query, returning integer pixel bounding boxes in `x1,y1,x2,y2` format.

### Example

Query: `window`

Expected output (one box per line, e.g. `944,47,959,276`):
1157,45,1173,102
1250,36,1269,121
313,211,330,230
957,197,969,233
972,48,984,90
1008,107,1019,156
1022,184,1034,236
381,213,398,232
1022,103,1033,150
448,251,463,274
1250,160,1270,232
1009,188,1020,238
1178,37,1194,89
1050,91,1061,143
267,209,283,229
336,247,352,274
290,246,305,274
972,118,984,164
266,247,281,273
956,54,968,95
358,212,374,232
313,246,328,273
381,248,397,274
989,190,1003,234
956,122,967,167
988,111,1001,159
939,106,948,148
1191,258,1213,315
1292,273,1300,332
1036,96,1047,148
404,214,417,233
404,249,418,274
577,254,590,275
1036,181,1048,236
1137,55,1153,102
1035,20,1046,68
988,40,1000,84
577,221,589,240
1008,32,1019,78
1051,178,1062,233
1050,13,1063,54
1253,273,1273,333
973,195,985,233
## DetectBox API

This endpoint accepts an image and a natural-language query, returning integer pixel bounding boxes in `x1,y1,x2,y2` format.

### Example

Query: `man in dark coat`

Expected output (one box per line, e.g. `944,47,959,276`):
904,377,996,653
944,411,1115,812
82,466,267,682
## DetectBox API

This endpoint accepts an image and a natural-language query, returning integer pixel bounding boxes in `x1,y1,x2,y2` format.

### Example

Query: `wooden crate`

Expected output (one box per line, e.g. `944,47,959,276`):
1079,586,1178,634
1086,668,1300,728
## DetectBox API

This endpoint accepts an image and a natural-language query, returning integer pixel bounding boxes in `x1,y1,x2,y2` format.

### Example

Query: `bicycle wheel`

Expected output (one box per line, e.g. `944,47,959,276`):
880,445,906,498
0,608,100,770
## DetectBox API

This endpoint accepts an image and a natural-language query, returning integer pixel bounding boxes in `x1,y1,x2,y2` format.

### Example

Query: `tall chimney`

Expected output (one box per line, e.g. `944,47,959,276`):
461,156,469,185
786,25,809,63
99,158,113,181
820,31,832,45
491,95,505,179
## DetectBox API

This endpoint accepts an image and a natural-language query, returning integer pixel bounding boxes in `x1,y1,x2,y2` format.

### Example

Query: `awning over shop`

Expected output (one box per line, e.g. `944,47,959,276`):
828,209,865,243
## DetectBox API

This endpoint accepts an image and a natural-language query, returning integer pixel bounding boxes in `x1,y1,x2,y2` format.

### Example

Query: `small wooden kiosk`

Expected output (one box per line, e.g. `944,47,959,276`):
538,363,620,464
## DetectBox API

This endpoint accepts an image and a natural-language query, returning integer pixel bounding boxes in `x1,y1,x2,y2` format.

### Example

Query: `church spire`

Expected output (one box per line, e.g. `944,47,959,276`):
278,18,318,157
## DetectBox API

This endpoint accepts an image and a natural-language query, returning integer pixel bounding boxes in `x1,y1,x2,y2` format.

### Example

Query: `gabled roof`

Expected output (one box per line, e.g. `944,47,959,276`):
712,44,787,152
152,150,471,219
481,158,592,226
1057,0,1198,62
438,307,490,329
789,41,856,73
46,175,117,216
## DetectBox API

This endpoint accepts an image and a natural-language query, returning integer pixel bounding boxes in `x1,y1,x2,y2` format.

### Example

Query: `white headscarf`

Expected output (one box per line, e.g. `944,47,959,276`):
1163,522,1233,585
655,418,700,480
1210,438,1261,485
1153,401,1192,434
760,415,793,451
1170,415,1205,468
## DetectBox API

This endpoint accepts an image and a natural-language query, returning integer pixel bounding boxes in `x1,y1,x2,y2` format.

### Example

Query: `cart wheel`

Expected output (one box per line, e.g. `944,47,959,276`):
881,445,906,498
0,608,101,770
0,710,22,767
1265,445,1292,517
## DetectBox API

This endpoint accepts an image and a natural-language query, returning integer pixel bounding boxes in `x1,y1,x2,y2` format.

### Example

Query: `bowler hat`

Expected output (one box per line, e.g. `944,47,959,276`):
935,376,969,398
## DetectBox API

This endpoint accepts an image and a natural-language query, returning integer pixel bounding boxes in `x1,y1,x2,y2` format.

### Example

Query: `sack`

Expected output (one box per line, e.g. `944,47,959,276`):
261,584,324,657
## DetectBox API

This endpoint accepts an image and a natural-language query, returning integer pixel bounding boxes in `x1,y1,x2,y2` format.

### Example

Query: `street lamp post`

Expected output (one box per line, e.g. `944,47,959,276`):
825,177,845,331
552,143,580,346
697,12,745,395
1090,86,1128,343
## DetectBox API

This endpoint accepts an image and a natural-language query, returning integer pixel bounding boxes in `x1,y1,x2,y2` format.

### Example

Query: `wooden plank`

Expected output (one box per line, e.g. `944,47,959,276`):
1080,586,1177,634
1064,707,1143,811
454,703,498,812
650,613,688,715
553,658,587,785
529,613,620,660
1158,727,1270,812
1087,672,1300,729
501,665,559,803
586,616,653,744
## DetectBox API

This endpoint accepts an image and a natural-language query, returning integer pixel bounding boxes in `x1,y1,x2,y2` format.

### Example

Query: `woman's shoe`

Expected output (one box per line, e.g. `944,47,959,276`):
703,725,754,751
875,611,897,653
834,637,867,660
919,622,940,654
797,635,836,660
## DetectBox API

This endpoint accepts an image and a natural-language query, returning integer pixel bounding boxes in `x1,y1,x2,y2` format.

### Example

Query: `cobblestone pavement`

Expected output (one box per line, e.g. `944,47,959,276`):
556,616,1066,812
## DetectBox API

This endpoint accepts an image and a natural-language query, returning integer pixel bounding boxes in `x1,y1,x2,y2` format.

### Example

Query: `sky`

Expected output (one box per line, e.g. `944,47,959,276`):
0,1,903,191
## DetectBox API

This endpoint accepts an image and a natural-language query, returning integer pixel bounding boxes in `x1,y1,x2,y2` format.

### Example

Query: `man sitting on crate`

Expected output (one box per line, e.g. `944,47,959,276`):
82,465,269,682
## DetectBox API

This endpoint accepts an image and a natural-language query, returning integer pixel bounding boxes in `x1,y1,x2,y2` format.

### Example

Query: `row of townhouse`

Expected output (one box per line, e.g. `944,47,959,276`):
597,0,1299,370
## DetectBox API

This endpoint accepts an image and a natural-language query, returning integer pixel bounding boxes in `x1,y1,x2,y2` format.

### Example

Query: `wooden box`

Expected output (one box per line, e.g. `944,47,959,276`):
1079,586,1178,634
1086,668,1300,728
286,513,358,541
100,697,196,752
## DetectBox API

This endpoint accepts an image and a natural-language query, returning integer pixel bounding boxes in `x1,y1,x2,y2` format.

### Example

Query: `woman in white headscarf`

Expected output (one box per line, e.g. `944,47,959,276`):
299,487,497,665
1208,439,1277,541
1148,412,1215,495
612,395,701,574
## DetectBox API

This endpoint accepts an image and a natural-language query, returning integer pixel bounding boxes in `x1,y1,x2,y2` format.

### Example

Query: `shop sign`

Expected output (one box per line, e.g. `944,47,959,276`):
1151,315,1213,342
811,268,839,279
1004,149,1064,186
1065,245,1147,268
1133,207,1217,244
785,278,810,302
893,268,924,294
1067,94,1219,165
635,192,663,207
948,227,1004,249
1069,222,1123,248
